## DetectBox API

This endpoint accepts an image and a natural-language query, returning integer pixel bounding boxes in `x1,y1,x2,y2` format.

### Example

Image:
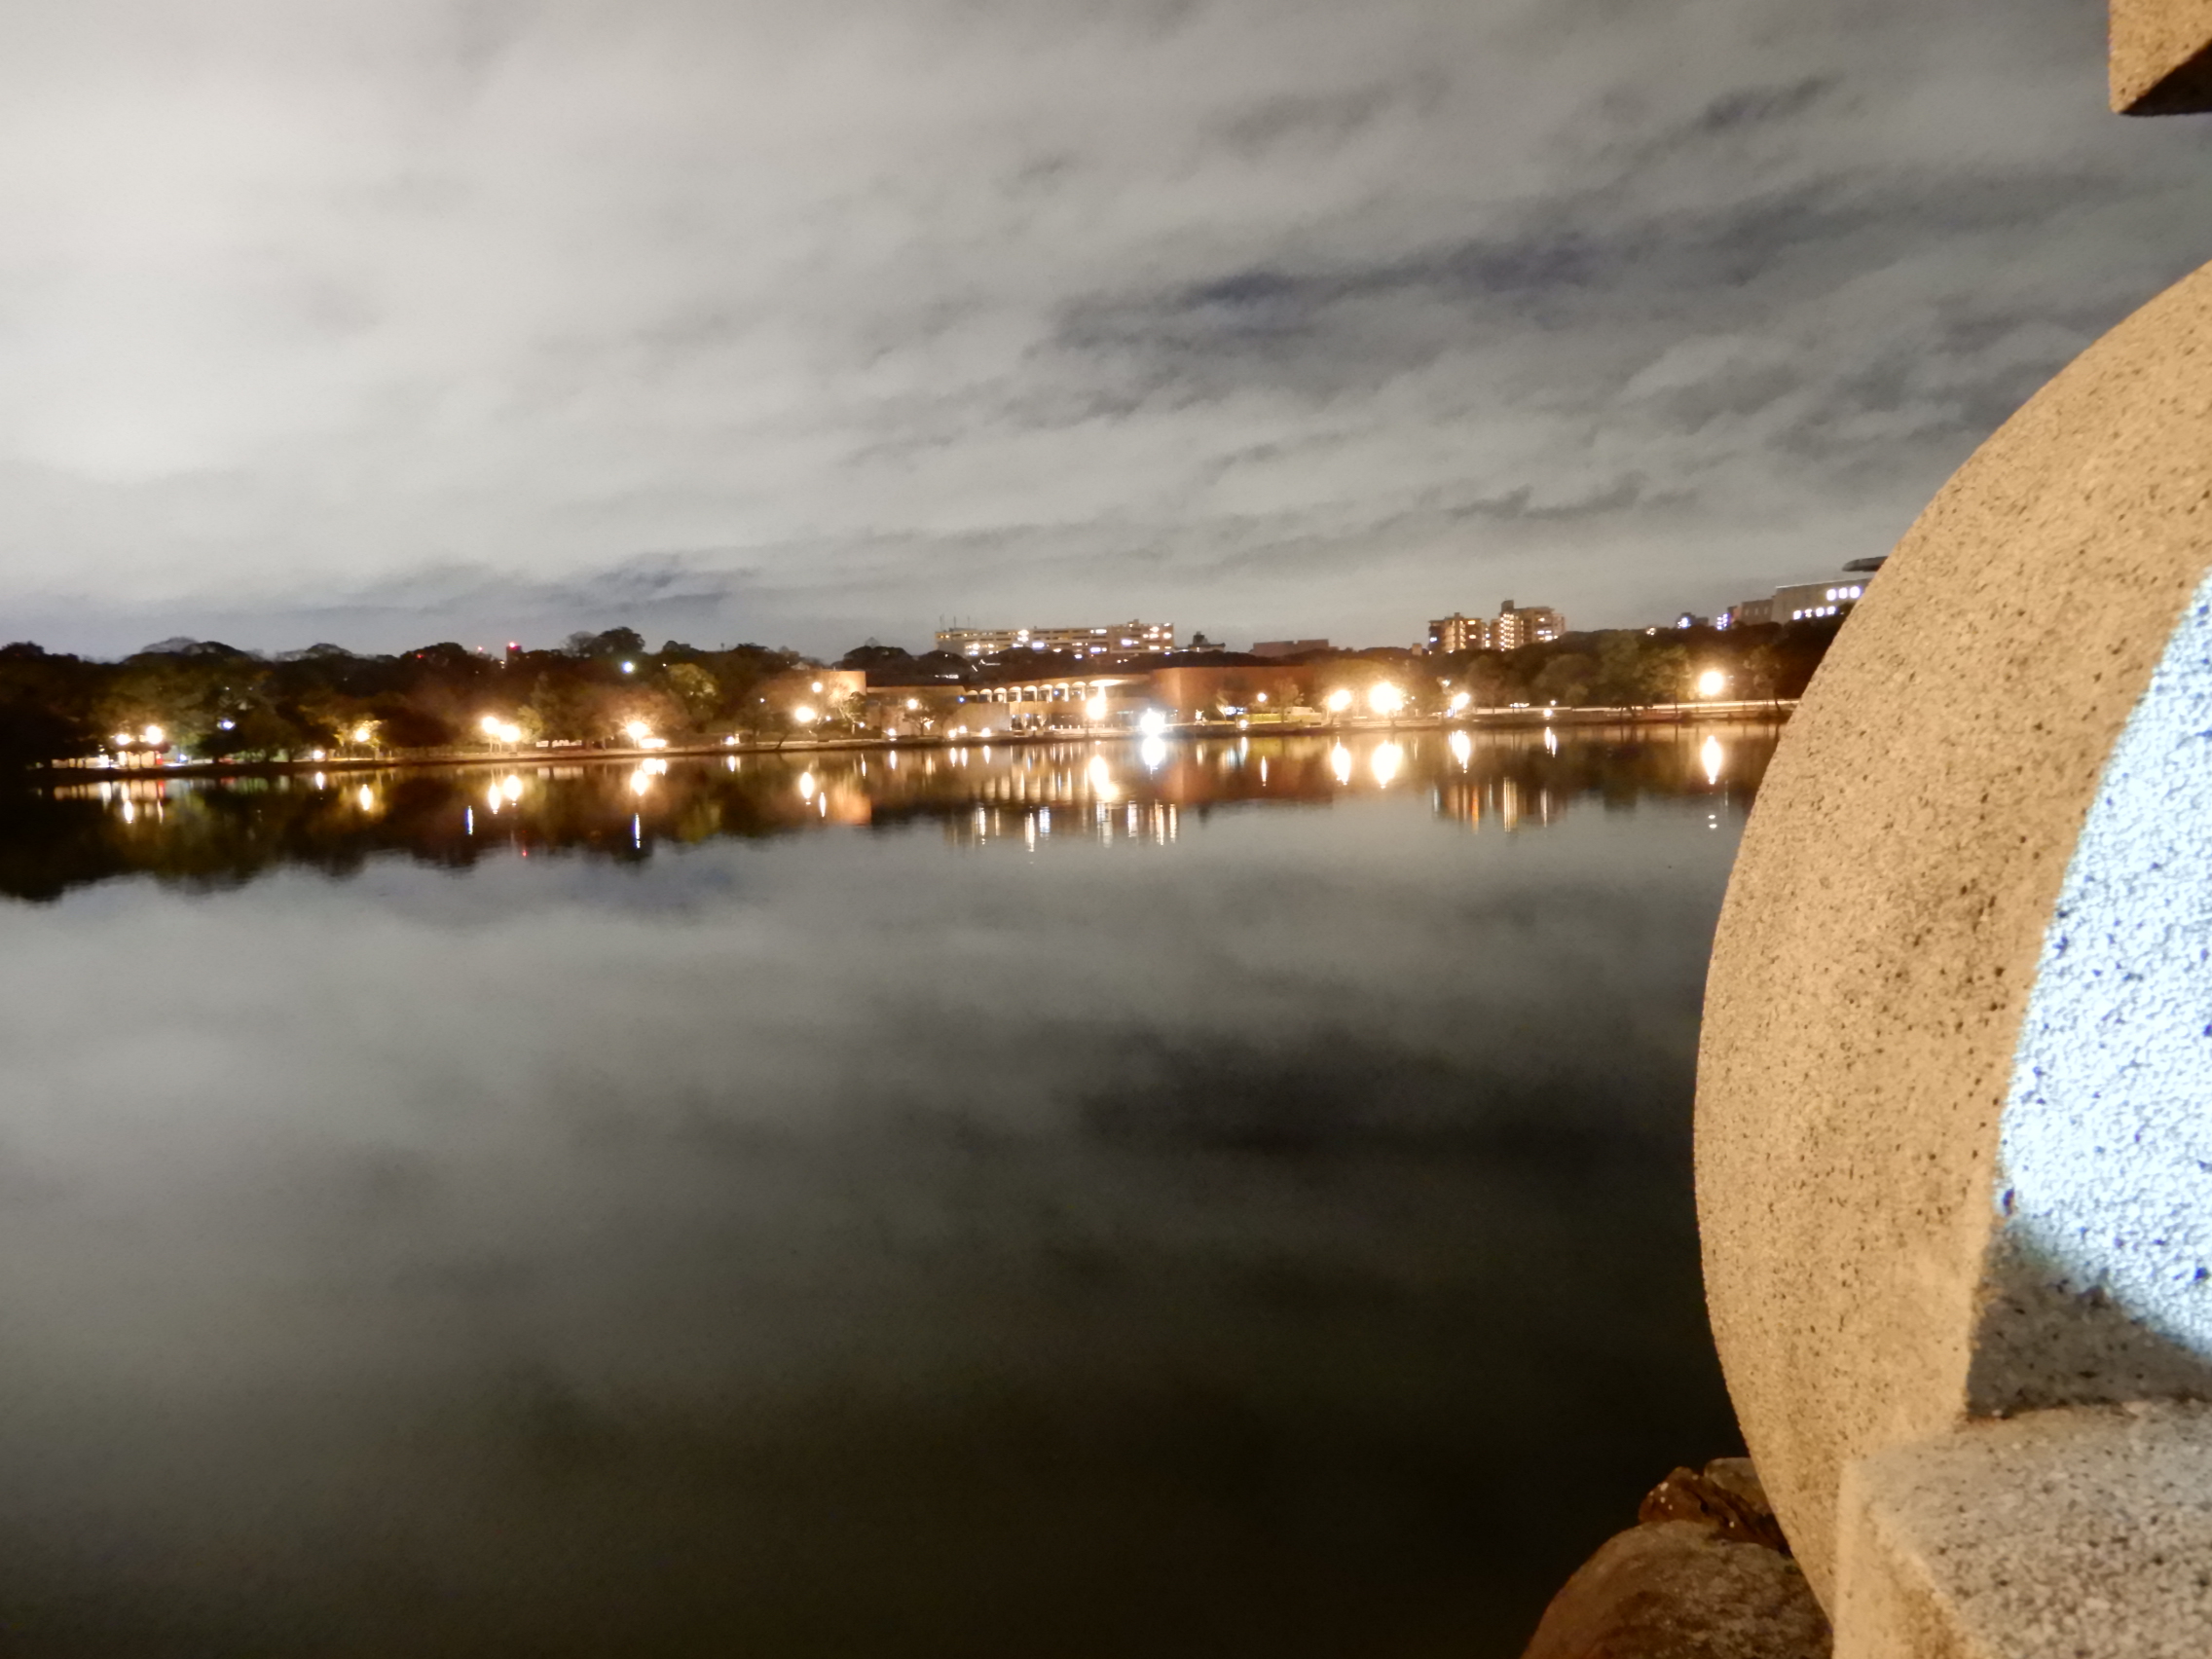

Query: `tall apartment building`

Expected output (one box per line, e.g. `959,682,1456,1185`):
935,620,1175,659
1427,613,1492,653
1493,601,1565,650
1424,603,1563,653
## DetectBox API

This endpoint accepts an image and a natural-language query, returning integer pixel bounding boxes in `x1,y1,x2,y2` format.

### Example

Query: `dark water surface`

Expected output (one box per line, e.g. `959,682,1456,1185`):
0,726,1772,1657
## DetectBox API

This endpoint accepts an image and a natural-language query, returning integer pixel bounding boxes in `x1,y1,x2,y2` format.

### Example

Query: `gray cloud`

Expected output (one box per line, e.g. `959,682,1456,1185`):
0,0,2207,654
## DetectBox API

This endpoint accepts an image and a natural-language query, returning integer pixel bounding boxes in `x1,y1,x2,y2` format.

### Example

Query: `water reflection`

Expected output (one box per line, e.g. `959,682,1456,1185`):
5,727,1774,903
0,723,1776,1655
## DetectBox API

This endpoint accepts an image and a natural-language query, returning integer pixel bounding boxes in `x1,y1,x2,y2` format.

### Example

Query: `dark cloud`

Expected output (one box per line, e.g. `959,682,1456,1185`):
1691,75,1842,135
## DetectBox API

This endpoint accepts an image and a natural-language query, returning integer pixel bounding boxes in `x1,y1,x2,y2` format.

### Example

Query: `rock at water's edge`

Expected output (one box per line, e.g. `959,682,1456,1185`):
1519,1458,1831,1659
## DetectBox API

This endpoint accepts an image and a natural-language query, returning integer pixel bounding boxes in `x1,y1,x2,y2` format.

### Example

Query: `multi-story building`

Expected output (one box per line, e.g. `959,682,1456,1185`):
1422,604,1562,653
1771,576,1869,623
1723,561,1878,629
1493,601,1565,650
1720,598,1773,629
1428,613,1492,653
935,620,1176,659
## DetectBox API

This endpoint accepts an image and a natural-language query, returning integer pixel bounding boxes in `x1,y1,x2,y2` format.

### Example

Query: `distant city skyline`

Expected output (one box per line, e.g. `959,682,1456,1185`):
1,1,2208,659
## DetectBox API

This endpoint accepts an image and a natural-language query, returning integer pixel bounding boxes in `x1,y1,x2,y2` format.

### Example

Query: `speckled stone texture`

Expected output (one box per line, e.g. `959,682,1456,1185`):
1833,1403,2212,1658
2111,0,2212,114
1695,260,2212,1603
1972,573,2212,1416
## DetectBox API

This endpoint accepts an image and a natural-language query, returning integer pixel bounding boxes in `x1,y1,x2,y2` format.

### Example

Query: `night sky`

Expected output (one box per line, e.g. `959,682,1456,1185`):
1,0,2206,657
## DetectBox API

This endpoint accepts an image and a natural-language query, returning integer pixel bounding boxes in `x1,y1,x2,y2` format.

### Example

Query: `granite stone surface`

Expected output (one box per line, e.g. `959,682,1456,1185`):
1835,1403,2212,1658
2111,0,2212,113
1696,260,2212,1601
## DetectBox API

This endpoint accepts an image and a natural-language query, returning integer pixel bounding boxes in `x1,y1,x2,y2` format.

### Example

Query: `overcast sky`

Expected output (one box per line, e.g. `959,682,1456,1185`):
0,0,2206,658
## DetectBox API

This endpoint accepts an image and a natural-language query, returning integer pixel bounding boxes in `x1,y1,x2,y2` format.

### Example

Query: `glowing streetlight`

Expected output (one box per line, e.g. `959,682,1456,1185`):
1085,694,1108,721
1449,690,1472,713
351,722,376,746
905,698,921,711
1137,709,1169,737
1696,668,1728,699
792,705,817,725
621,660,636,674
110,730,132,749
1325,688,1352,714
140,724,165,746
624,720,652,743
1367,682,1404,717
810,682,824,693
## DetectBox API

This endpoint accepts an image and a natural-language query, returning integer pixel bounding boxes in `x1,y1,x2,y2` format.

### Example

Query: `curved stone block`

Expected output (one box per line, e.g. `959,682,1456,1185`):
1696,260,2212,1604
2112,0,2212,114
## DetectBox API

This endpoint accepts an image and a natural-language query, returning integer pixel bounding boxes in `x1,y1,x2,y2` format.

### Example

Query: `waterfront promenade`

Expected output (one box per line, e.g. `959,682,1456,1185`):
48,700,1797,782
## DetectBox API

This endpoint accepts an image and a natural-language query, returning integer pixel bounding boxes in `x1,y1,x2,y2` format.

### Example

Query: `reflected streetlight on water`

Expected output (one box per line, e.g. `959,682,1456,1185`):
1371,742,1403,787
1331,744,1353,786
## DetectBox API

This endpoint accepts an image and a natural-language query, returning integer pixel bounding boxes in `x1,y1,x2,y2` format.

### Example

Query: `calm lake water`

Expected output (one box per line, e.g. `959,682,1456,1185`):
0,725,1774,1657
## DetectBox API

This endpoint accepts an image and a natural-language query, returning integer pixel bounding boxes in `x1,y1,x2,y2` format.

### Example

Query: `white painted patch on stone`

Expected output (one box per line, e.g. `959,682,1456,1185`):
1996,570,2212,1368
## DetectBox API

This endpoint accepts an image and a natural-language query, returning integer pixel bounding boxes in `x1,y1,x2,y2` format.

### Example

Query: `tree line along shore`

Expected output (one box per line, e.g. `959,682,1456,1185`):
0,616,1845,772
